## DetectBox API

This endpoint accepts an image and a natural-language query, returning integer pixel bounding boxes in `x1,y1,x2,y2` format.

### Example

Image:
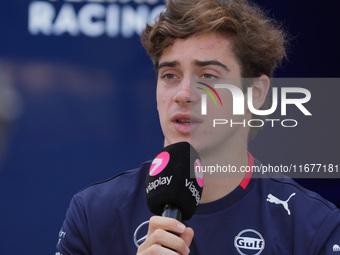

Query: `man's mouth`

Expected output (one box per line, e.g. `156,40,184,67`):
176,119,191,124
172,114,201,124
171,114,202,134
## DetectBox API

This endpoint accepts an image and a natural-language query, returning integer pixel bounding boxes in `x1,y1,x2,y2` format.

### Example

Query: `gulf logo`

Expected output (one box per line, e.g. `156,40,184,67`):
149,151,170,176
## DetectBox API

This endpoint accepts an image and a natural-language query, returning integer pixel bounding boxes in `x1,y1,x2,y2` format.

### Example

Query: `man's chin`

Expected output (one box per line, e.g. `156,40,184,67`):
163,137,191,147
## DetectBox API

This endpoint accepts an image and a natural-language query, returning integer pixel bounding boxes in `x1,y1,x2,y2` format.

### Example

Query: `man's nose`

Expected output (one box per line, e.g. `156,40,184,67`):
173,78,199,105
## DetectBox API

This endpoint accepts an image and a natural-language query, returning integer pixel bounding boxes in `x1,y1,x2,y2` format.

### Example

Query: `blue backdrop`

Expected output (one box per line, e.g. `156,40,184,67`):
0,0,339,254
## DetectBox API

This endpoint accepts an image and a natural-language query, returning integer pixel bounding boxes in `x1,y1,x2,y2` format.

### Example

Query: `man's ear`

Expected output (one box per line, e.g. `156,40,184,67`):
250,74,270,110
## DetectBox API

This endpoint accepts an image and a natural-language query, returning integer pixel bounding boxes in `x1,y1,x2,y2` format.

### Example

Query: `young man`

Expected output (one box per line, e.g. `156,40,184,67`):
56,0,340,254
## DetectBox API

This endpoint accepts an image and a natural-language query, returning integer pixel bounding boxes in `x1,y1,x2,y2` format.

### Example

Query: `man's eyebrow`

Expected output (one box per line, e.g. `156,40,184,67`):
193,60,230,72
157,61,180,71
156,60,230,72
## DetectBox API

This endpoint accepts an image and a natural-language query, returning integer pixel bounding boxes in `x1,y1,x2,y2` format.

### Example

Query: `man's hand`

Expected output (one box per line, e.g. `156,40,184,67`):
137,216,194,254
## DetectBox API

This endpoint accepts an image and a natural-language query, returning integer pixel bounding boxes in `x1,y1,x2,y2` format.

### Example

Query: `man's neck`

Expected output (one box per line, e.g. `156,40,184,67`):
199,148,249,204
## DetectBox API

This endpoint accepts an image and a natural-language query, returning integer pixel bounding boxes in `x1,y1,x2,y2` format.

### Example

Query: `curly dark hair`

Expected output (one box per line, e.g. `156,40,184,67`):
141,0,288,139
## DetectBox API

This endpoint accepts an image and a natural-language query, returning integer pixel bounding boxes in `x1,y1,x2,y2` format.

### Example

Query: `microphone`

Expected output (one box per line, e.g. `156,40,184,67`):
145,142,204,221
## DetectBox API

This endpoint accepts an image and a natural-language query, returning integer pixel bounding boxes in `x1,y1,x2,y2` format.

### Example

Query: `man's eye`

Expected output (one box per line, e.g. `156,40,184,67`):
161,73,177,80
201,74,217,79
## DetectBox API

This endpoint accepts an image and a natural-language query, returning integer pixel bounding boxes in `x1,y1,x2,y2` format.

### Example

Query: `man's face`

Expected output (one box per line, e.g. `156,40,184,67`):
156,32,251,156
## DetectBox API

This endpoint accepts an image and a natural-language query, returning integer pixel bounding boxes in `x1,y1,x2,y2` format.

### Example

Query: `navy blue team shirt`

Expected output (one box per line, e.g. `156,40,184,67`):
56,155,340,254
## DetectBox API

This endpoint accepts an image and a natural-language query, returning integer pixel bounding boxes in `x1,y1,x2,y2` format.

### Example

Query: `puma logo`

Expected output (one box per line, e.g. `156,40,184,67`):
267,193,296,215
